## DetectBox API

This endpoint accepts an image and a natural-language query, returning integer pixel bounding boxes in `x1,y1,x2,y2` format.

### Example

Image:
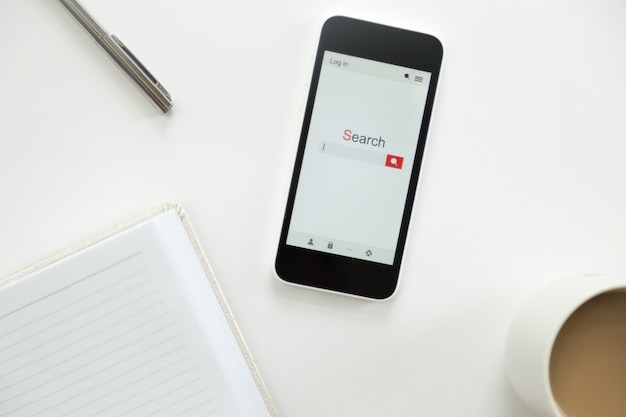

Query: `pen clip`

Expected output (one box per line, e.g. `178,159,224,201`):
111,34,172,101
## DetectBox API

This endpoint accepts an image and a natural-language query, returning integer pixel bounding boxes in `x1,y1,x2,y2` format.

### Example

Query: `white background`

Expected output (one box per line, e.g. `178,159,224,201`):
2,1,626,416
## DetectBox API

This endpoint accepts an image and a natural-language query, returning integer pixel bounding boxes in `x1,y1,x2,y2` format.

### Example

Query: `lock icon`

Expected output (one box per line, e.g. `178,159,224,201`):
327,242,334,249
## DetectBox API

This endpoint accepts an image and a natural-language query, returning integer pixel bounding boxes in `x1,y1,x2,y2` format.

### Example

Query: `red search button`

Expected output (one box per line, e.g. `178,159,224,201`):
385,154,404,169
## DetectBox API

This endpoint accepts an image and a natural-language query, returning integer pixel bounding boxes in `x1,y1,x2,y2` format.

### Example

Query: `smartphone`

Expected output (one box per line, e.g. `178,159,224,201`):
275,16,443,299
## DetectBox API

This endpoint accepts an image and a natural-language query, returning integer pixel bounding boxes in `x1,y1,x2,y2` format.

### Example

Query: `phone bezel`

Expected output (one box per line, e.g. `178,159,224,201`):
275,16,443,299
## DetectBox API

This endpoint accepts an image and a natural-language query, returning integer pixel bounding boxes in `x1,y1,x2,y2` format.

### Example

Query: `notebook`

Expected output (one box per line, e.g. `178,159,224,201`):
0,204,279,417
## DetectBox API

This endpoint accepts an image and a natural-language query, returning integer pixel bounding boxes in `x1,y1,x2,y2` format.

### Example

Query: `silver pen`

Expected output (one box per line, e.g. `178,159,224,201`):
58,0,173,113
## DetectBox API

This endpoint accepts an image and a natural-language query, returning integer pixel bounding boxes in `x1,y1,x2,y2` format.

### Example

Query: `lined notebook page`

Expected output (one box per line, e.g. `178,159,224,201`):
0,209,270,417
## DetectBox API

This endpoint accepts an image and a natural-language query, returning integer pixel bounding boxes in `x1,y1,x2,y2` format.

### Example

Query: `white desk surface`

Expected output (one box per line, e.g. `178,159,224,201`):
2,1,626,416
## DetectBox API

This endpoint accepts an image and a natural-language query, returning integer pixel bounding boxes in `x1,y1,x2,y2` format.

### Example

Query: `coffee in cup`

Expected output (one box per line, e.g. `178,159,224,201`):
549,289,626,417
505,274,626,417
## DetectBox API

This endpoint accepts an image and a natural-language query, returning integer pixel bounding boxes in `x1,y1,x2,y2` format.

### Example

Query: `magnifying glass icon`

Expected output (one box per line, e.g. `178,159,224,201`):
385,154,404,169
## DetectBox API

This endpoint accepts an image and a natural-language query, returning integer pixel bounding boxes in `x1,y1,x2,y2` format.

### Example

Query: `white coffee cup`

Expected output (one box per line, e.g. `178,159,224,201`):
505,273,626,417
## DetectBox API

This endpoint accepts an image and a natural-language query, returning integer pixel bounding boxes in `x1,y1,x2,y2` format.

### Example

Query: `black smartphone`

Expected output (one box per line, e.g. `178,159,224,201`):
275,16,443,299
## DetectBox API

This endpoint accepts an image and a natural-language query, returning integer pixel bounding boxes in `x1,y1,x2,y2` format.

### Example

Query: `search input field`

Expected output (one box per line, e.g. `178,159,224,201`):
319,142,403,169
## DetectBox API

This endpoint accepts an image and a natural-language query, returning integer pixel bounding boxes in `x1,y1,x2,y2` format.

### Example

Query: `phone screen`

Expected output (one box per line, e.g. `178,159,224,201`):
286,51,432,265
